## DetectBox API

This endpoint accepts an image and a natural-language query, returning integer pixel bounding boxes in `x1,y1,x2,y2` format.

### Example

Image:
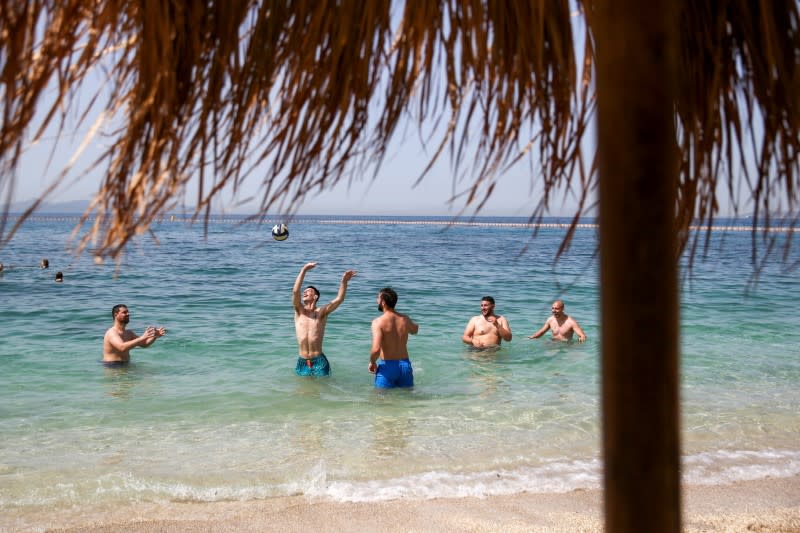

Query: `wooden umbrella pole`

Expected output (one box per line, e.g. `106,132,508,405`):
594,1,682,531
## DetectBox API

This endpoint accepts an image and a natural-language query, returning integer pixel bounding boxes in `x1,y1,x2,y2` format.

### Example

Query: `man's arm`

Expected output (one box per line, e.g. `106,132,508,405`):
403,313,419,335
292,262,316,312
497,316,512,341
140,327,167,348
368,320,383,373
528,320,551,339
571,319,587,342
461,318,476,345
106,328,156,352
321,270,357,316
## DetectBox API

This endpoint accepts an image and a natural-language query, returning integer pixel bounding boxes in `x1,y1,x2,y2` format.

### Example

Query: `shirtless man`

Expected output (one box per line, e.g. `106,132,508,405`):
292,262,357,376
368,287,419,388
528,300,587,342
462,296,512,348
102,304,167,363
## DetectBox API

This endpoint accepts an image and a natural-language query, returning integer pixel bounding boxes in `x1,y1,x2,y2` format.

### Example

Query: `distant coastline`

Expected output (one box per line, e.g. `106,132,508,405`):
1,211,796,232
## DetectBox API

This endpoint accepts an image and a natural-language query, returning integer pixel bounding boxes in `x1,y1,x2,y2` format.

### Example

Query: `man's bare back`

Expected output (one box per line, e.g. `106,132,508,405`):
368,288,418,387
370,310,416,361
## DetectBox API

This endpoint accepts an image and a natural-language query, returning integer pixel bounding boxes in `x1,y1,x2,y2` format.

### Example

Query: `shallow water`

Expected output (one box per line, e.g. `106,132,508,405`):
1,215,799,525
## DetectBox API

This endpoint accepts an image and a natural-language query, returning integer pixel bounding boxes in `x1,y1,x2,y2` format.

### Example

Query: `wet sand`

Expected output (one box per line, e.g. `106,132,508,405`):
16,475,796,532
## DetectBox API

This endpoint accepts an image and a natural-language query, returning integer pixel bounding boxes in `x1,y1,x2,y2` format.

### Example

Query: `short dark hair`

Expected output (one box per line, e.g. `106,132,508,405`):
481,296,495,305
306,285,320,298
112,304,127,318
379,287,398,309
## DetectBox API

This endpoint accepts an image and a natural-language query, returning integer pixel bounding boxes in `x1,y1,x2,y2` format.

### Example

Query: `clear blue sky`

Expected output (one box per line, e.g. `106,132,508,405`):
10,6,752,220
15,104,591,218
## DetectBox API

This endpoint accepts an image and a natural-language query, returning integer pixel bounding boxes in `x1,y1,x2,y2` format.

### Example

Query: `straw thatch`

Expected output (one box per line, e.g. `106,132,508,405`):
3,1,795,259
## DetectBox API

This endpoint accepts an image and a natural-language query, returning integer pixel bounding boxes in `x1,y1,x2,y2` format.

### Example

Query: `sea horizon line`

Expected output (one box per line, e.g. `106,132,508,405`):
1,212,796,233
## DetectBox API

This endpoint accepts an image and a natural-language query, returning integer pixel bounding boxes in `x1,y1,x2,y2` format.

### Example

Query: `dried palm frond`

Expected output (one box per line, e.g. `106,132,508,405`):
1,0,798,265
1,0,589,259
675,0,800,265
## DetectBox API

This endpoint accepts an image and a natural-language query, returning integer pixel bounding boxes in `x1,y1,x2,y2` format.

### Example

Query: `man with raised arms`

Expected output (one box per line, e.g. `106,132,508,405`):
528,299,587,342
103,304,167,363
293,262,357,376
462,296,513,348
368,287,419,388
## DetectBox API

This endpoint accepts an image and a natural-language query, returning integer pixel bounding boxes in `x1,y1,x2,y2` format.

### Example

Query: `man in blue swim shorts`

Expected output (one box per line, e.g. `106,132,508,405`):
368,287,419,388
292,262,357,376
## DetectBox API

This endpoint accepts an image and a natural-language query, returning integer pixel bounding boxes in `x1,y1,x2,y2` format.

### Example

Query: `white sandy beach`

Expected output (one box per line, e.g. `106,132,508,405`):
15,475,794,532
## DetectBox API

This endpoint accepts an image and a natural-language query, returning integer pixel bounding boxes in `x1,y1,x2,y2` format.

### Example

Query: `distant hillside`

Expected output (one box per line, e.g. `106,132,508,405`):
6,199,265,216
7,199,90,213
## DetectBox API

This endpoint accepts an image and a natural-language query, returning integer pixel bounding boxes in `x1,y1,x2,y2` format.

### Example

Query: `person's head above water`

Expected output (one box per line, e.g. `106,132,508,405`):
377,287,398,310
111,304,130,324
302,285,320,305
480,296,496,317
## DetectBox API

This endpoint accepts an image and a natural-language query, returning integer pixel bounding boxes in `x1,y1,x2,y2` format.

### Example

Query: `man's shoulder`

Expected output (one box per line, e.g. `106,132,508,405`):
105,327,133,340
318,303,336,316
374,312,396,324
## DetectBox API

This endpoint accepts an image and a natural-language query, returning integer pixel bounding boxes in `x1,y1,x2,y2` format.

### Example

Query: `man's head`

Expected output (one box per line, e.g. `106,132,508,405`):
551,300,565,317
377,287,398,311
112,304,130,324
303,285,320,305
480,296,495,317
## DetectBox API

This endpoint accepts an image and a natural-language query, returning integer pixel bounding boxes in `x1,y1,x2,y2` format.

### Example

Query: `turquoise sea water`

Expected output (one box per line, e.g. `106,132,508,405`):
1,215,799,529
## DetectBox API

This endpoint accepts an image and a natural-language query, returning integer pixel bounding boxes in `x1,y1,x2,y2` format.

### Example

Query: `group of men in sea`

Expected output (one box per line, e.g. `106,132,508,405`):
102,262,586,388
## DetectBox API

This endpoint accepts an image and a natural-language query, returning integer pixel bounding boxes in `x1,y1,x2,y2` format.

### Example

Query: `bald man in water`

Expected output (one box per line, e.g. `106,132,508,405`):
528,300,586,342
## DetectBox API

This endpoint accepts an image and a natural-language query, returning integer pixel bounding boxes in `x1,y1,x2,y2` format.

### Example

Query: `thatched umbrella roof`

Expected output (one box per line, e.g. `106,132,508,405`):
5,1,795,258
2,1,799,531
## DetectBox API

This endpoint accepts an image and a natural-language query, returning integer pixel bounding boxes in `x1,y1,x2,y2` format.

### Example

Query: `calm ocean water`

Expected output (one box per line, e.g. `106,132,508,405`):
1,215,799,528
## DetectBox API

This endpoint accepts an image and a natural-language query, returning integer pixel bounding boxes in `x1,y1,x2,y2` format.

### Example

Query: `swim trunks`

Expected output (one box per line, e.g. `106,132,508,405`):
295,354,331,377
374,358,414,388
101,360,130,368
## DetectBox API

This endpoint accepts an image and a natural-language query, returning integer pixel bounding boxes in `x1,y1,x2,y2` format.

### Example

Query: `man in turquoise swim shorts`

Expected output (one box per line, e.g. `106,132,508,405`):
294,353,331,376
368,287,419,388
292,262,357,376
